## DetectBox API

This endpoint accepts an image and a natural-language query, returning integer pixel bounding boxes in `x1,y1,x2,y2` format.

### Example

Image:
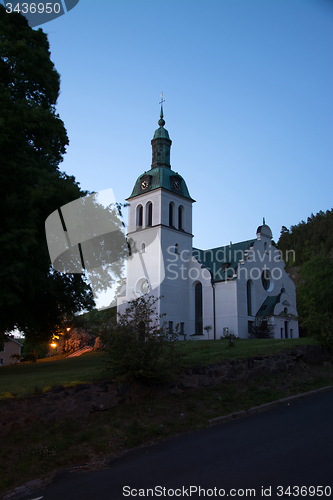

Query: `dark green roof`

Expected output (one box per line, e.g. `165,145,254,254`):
127,167,194,201
256,295,281,317
153,125,170,140
153,106,170,139
193,239,255,282
256,287,285,317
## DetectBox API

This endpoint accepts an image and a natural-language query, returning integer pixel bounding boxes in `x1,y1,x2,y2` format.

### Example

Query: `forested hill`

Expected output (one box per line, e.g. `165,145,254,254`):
277,209,333,344
277,209,333,267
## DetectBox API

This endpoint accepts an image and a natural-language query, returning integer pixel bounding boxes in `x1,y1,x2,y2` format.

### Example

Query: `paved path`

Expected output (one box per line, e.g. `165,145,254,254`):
12,390,333,500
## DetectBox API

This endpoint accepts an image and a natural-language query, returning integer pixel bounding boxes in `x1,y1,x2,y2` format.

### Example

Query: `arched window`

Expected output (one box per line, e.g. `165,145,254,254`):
261,269,271,291
178,205,184,230
169,202,174,227
247,280,253,316
136,205,143,228
146,202,153,227
195,282,203,335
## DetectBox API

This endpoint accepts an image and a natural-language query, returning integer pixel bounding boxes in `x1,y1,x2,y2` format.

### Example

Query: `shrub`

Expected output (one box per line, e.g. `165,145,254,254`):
10,353,21,362
249,318,274,339
22,340,48,359
58,328,92,353
101,296,182,385
24,352,38,362
303,311,333,350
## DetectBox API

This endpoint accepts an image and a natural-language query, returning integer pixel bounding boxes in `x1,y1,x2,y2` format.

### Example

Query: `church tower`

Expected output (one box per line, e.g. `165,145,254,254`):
118,105,195,332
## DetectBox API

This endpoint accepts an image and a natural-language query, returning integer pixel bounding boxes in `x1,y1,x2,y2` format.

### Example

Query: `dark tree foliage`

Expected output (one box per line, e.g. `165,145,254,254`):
22,338,49,359
278,209,333,346
249,318,274,339
277,209,333,267
0,6,95,348
100,296,182,385
73,306,117,332
296,256,333,347
297,256,333,319
304,311,333,350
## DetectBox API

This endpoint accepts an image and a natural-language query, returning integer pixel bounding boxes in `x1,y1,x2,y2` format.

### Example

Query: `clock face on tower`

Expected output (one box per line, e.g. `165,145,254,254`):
135,278,150,296
173,180,181,191
141,180,149,190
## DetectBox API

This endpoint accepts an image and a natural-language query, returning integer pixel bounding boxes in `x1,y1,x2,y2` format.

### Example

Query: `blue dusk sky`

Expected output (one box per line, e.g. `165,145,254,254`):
3,0,333,248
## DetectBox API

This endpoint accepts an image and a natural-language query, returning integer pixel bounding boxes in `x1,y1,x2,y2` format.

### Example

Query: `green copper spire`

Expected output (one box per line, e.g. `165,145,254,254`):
151,97,172,168
153,104,169,140
127,98,194,201
158,105,165,127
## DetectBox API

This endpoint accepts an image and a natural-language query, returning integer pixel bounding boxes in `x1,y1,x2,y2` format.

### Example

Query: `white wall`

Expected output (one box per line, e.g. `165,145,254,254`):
212,231,298,338
121,194,299,341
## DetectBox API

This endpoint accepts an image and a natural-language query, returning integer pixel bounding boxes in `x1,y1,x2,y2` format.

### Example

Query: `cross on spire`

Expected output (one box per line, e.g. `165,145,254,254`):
158,92,166,126
159,92,165,107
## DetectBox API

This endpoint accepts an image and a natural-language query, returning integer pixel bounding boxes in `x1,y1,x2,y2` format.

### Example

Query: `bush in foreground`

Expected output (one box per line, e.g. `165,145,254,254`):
101,296,181,385
249,318,274,339
23,352,38,363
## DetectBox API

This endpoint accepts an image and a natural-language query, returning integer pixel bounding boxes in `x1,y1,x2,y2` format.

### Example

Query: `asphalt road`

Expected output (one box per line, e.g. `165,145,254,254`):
14,390,333,500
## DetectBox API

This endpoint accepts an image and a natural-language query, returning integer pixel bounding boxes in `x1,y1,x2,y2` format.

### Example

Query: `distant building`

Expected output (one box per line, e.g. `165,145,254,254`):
0,337,23,366
117,108,298,339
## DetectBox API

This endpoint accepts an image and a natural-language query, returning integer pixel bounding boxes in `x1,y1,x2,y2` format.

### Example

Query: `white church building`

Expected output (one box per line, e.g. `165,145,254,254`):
117,108,298,340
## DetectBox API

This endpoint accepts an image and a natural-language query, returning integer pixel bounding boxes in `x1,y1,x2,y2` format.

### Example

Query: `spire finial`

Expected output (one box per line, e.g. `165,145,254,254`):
158,92,165,126
263,217,266,225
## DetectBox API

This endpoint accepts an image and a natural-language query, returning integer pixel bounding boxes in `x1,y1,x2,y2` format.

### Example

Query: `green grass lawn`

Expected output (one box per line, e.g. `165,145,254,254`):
0,337,331,493
177,337,318,366
0,337,318,398
0,351,112,398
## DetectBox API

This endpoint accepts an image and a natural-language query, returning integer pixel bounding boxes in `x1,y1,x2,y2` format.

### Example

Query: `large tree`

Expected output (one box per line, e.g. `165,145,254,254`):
277,210,333,345
0,6,95,348
296,255,333,348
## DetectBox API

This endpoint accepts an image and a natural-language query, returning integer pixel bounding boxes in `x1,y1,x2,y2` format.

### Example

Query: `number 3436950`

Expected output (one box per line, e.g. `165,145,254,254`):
5,3,61,14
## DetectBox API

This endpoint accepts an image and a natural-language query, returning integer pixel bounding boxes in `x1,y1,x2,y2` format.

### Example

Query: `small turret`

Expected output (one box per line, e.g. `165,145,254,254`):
151,105,172,169
256,217,273,240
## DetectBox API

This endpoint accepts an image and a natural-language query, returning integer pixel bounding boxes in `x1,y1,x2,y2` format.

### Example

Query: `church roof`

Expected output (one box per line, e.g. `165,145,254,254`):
153,124,170,140
256,295,281,317
256,218,273,239
127,167,194,201
256,288,285,317
127,105,194,201
193,239,255,282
